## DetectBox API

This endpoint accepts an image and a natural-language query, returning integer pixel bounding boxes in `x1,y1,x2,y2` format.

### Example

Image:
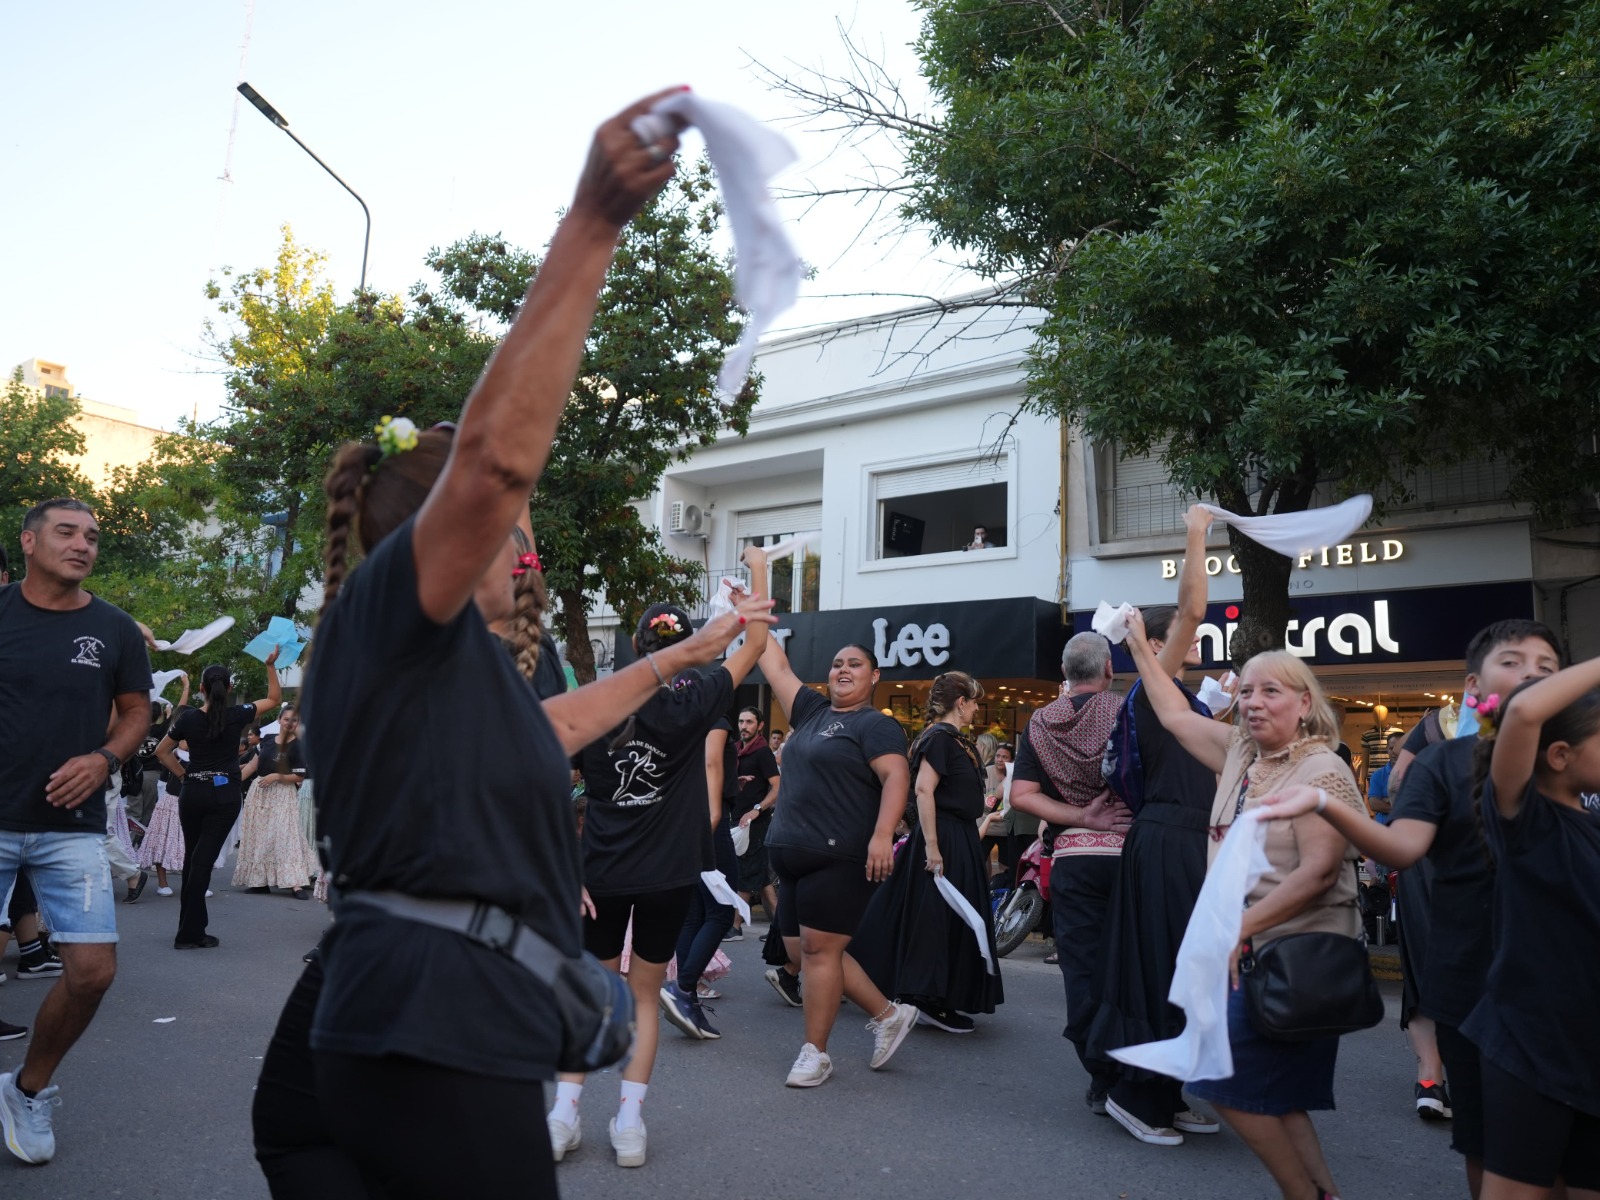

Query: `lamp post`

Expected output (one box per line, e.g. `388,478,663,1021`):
237,82,371,293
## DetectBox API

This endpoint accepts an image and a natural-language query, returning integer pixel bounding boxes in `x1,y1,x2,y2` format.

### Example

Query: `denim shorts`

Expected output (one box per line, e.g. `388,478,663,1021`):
1185,984,1338,1115
0,829,119,944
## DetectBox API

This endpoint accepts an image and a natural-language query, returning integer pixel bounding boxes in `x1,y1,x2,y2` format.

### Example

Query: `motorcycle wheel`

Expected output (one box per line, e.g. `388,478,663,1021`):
994,886,1045,958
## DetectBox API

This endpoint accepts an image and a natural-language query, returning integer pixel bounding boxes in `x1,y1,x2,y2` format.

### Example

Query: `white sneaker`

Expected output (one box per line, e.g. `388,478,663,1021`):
785,1042,833,1088
867,1001,918,1069
0,1071,61,1164
547,1112,581,1162
608,1117,646,1167
1174,1107,1220,1134
204,890,213,898
1106,1096,1184,1146
156,886,173,897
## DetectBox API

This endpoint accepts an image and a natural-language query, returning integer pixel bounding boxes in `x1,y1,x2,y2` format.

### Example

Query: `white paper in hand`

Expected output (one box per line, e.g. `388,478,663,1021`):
153,616,235,655
701,869,752,924
1198,495,1372,561
1091,601,1137,645
149,669,187,701
1196,675,1236,716
934,874,998,975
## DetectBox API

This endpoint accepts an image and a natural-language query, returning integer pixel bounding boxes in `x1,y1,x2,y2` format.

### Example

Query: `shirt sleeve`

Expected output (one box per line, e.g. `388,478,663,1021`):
111,610,154,696
859,713,908,762
789,686,827,730
1012,721,1043,784
919,727,957,778
1390,745,1451,825
657,667,734,733
760,746,780,781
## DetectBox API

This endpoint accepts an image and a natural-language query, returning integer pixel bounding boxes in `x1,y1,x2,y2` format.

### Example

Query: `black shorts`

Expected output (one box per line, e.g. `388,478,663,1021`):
583,886,696,965
1434,1021,1484,1160
1480,1055,1600,1190
768,844,878,938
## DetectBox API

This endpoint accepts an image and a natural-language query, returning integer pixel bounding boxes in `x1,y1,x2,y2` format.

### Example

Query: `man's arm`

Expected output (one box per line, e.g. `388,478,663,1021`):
1009,779,1132,834
46,692,150,810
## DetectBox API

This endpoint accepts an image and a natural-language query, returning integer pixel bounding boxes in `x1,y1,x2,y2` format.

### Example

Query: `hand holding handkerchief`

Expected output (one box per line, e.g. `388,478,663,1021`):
244,616,306,670
1198,495,1372,560
1092,601,1138,645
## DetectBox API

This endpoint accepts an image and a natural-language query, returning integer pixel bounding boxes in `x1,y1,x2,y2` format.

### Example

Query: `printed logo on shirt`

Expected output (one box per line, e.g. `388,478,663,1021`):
71,636,106,667
612,742,667,807
817,721,845,740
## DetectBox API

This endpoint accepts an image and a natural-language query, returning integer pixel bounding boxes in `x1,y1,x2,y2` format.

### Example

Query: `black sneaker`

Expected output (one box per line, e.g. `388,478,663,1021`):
764,967,802,1007
124,870,149,903
0,1020,25,1042
1086,1085,1109,1115
14,955,63,980
915,1005,975,1034
174,935,221,950
721,926,744,941
1415,1080,1452,1120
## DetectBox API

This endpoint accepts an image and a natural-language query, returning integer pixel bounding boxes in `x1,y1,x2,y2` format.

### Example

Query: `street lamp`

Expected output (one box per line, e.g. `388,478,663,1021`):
237,82,371,293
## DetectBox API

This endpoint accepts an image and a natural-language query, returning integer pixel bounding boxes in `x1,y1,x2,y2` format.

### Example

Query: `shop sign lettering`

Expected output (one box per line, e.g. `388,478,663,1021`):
1197,600,1401,664
872,618,951,668
1160,539,1404,579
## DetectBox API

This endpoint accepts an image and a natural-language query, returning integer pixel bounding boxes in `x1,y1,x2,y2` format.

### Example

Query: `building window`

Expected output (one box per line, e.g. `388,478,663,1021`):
735,502,822,614
43,385,70,400
873,456,1008,558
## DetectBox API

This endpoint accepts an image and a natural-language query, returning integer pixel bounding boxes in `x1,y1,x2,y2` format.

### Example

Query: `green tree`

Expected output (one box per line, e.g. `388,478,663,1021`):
0,369,95,563
776,0,1600,660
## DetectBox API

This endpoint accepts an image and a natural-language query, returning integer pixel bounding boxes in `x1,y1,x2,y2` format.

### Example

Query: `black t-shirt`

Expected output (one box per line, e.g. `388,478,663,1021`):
734,741,780,817
765,686,908,862
1463,777,1600,1116
1389,738,1494,1026
303,515,582,1082
1133,684,1215,811
261,736,305,777
136,712,171,771
578,667,734,896
911,723,985,822
0,584,153,834
714,717,738,802
171,703,258,779
1402,710,1447,759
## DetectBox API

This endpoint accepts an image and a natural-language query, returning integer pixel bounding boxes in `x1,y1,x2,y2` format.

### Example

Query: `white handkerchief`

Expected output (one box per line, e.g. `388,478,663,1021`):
762,532,819,563
701,869,752,924
1111,809,1272,1081
153,616,235,655
1198,495,1372,560
150,669,187,700
1196,675,1235,716
1092,601,1137,645
631,93,803,399
935,874,998,976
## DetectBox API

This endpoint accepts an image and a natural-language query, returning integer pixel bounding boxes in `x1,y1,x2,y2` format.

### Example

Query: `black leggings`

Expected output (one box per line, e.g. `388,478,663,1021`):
253,959,556,1200
584,885,696,963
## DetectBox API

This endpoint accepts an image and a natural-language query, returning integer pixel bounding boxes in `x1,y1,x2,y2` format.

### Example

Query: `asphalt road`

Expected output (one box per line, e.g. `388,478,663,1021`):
1,890,1460,1200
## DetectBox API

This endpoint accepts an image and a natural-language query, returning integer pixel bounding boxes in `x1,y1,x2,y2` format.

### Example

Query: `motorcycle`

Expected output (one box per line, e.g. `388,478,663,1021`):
993,837,1052,958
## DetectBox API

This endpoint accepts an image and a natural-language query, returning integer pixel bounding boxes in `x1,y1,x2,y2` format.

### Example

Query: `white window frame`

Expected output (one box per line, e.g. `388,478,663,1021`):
859,445,1019,572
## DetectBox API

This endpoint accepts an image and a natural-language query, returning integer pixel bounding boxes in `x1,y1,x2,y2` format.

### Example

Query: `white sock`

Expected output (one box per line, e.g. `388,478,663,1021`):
550,1081,582,1122
616,1080,648,1131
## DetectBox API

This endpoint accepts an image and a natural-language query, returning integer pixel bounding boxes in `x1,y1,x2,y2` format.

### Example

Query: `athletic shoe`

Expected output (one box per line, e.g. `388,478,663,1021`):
659,981,706,1040
867,1002,917,1069
721,926,744,942
1174,1108,1220,1134
689,999,721,1040
915,1005,975,1034
1416,1080,1452,1120
174,935,221,950
14,955,62,980
156,886,173,896
547,1113,581,1162
785,1042,833,1088
0,1071,60,1164
765,966,802,1007
608,1117,646,1167
1105,1096,1184,1146
1086,1085,1109,1115
0,1021,24,1042
124,870,149,903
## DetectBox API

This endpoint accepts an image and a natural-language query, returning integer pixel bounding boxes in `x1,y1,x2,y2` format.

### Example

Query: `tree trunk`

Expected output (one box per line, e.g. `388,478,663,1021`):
1228,527,1294,669
558,587,598,685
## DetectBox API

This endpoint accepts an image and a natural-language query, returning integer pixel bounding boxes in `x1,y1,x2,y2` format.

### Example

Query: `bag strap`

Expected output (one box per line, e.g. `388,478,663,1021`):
342,891,565,987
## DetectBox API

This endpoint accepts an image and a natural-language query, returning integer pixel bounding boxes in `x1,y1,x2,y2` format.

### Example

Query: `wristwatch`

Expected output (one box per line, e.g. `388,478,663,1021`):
94,748,121,777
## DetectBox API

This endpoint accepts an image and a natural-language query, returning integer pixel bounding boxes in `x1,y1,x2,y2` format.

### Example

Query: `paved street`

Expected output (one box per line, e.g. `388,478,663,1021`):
2,890,1457,1200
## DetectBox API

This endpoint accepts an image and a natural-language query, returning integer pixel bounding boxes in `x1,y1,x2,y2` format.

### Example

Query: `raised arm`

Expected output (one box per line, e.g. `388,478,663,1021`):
719,545,770,687
1155,505,1212,677
542,592,775,757
1490,654,1600,817
413,91,685,625
1126,608,1231,773
759,635,805,722
173,671,191,711
252,645,283,718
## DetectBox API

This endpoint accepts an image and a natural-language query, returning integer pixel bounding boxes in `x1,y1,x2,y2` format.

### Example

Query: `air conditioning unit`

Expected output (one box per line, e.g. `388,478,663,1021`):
668,502,706,536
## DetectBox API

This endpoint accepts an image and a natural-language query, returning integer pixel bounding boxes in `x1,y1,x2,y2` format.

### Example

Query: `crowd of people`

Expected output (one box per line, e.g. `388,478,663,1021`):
1,94,1597,1200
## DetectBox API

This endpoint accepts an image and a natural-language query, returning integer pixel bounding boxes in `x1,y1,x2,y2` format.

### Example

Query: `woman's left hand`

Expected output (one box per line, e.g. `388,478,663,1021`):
866,831,895,882
924,844,944,876
1229,940,1250,990
580,887,597,920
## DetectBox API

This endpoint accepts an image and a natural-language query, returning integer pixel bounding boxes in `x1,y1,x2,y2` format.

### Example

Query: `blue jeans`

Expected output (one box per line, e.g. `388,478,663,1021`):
675,816,738,991
0,829,118,943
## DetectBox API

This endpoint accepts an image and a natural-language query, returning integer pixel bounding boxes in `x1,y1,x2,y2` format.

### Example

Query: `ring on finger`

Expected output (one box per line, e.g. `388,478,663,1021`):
647,142,670,165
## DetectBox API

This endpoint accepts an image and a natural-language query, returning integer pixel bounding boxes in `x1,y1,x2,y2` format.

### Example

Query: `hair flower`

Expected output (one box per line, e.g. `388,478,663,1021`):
1472,692,1502,737
374,415,420,458
648,613,683,635
512,552,542,578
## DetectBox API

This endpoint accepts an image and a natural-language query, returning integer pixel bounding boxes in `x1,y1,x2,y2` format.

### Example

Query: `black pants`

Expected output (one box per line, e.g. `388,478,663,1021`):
253,959,557,1200
178,779,242,944
1050,853,1121,1095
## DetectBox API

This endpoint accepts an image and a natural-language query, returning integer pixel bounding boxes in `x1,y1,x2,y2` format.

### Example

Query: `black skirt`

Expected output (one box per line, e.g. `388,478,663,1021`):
1395,852,1434,1029
1085,800,1208,1079
849,812,1004,1015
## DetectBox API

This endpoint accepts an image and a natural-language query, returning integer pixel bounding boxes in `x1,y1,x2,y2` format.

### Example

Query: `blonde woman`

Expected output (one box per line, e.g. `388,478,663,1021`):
1124,612,1365,1200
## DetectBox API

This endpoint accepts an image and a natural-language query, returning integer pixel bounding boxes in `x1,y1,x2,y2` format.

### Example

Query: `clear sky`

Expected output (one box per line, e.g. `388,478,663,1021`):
2,1,976,429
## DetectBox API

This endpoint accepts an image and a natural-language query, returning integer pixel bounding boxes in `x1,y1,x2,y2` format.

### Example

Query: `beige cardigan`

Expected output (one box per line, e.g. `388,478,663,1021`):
1210,730,1365,946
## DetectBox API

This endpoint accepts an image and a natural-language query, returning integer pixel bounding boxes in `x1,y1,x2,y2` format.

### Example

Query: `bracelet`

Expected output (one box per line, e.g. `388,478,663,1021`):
1315,787,1328,813
645,652,667,688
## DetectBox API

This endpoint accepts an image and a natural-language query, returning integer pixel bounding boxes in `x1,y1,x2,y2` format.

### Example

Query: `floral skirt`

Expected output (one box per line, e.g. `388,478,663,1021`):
138,795,186,870
232,780,321,889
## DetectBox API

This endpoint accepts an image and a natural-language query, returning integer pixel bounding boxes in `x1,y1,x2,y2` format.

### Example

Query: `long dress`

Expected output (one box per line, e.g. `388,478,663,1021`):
139,793,186,870
850,723,1004,1015
233,739,320,889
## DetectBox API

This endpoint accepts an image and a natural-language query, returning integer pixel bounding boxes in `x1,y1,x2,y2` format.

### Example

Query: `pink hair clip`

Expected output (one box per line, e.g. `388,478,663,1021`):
511,552,541,578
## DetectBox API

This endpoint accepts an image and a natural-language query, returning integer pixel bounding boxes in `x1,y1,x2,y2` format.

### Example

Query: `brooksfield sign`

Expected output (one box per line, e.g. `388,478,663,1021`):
1159,538,1405,579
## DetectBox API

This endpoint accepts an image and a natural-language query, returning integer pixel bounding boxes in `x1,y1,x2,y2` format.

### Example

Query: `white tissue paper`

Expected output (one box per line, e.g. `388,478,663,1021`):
1196,672,1238,717
149,669,187,701
935,873,998,976
705,577,746,622
1112,809,1272,1082
1092,601,1137,645
631,93,803,399
1198,495,1372,561
152,615,235,655
701,869,752,924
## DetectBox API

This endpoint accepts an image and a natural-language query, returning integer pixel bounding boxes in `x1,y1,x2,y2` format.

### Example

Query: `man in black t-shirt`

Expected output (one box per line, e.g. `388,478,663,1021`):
730,707,780,931
0,498,152,1165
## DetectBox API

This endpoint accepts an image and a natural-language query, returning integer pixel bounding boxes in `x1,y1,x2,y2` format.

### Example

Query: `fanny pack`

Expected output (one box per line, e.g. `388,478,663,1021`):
341,892,635,1073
